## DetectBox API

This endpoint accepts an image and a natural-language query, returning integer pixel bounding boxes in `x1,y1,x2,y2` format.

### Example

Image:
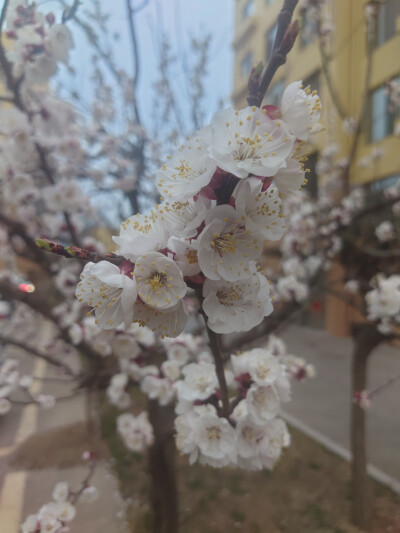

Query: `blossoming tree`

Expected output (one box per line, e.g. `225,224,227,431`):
0,0,331,532
246,1,400,529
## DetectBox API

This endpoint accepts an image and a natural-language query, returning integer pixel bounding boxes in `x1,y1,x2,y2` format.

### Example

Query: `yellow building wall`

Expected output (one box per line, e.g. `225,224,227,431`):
232,0,400,187
232,0,400,337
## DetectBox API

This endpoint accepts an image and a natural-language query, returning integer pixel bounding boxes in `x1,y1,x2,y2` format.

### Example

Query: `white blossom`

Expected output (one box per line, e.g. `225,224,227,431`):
194,412,236,467
140,376,175,406
117,412,154,452
208,106,294,179
156,137,217,200
134,252,187,310
133,299,189,338
365,275,400,321
248,349,282,387
247,384,280,425
47,24,74,64
375,221,395,243
80,486,99,503
202,269,273,333
233,178,286,240
177,362,218,402
52,482,69,502
113,212,169,261
196,204,262,282
76,261,137,329
281,81,322,140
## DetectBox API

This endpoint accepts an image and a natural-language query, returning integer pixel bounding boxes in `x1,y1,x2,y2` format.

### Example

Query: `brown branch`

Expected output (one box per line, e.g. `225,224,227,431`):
0,334,78,377
247,0,299,107
0,212,52,272
11,389,84,406
195,286,231,417
126,0,142,124
70,461,97,505
341,8,377,195
0,280,105,366
205,324,231,418
35,238,126,266
350,195,400,224
369,369,400,398
0,14,81,246
316,16,347,120
355,245,400,258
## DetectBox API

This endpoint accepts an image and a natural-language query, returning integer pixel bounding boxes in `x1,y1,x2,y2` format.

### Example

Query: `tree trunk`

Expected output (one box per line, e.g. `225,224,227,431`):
147,400,179,533
350,323,382,531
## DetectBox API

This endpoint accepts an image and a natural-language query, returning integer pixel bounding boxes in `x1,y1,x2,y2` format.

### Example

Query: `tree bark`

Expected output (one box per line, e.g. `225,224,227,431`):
147,400,179,533
350,323,382,531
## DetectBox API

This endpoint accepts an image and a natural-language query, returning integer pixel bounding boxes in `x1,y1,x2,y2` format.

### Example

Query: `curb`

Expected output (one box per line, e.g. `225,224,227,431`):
281,411,400,496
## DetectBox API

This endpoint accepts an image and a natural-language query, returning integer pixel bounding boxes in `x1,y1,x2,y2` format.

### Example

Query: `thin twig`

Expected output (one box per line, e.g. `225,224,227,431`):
368,370,400,399
35,237,126,265
247,0,299,107
0,213,53,273
341,8,377,195
70,461,97,505
205,324,231,417
0,334,78,377
316,15,347,120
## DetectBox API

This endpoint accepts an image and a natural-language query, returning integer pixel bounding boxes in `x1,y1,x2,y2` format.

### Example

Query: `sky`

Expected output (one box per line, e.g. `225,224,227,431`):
33,0,235,220
56,0,235,133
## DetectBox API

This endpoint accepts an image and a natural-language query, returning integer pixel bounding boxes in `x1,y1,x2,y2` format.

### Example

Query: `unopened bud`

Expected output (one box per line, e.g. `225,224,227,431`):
248,61,264,94
46,12,56,26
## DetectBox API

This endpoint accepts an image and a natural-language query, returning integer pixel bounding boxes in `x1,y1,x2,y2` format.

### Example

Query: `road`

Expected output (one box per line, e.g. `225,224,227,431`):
280,325,400,483
0,320,129,533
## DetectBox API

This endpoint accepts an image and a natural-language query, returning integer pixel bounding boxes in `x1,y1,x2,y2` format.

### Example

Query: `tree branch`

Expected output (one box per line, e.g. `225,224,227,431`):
0,334,78,377
247,0,299,107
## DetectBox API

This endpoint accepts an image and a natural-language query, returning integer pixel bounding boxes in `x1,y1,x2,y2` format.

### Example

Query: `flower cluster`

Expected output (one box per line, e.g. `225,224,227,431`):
117,412,154,453
173,334,314,469
365,275,400,333
77,81,321,337
20,478,98,533
6,1,73,83
0,356,56,416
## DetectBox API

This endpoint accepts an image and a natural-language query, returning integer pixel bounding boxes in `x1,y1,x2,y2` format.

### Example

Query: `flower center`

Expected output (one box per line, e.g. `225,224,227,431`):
174,159,193,179
232,135,262,161
148,271,167,292
216,286,241,306
185,249,198,264
206,426,221,440
211,232,236,255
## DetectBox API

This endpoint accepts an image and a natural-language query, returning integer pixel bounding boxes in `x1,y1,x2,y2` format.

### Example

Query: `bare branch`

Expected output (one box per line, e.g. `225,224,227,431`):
247,0,299,107
0,334,78,377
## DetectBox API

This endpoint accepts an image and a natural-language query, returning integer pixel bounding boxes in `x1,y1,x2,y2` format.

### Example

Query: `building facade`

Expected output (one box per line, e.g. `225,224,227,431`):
232,0,400,335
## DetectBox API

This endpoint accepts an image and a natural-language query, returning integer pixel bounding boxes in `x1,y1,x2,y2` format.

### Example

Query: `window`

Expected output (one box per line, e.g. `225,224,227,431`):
300,8,317,47
241,52,253,78
266,23,278,60
370,174,399,193
242,0,255,19
266,80,284,107
304,151,319,199
376,0,400,46
369,84,397,142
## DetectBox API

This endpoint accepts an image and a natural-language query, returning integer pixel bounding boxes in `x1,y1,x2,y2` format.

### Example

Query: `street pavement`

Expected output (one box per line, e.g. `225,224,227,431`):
279,325,400,481
1,320,399,532
0,320,129,533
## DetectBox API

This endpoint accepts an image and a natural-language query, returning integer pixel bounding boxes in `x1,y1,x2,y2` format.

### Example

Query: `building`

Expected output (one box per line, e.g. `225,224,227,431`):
232,0,400,335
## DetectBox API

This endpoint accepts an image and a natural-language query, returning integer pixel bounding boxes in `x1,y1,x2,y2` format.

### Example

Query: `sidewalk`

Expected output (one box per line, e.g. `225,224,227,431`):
0,323,129,533
279,325,400,481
